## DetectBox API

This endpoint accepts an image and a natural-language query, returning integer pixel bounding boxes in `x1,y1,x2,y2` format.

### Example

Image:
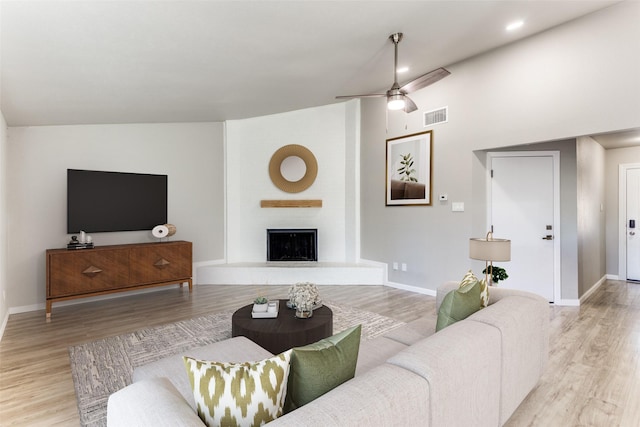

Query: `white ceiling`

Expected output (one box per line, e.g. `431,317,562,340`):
0,0,629,143
591,129,640,149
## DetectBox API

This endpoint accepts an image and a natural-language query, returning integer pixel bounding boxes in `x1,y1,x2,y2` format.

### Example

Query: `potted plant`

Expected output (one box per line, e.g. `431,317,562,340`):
253,296,269,313
482,265,508,284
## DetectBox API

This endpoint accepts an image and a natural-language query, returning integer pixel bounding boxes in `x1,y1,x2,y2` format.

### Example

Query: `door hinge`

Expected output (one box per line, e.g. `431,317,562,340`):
491,169,494,178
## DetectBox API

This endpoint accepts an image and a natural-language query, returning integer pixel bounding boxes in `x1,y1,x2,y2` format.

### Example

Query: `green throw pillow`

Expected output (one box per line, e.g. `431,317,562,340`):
183,350,291,427
283,324,362,413
436,271,487,331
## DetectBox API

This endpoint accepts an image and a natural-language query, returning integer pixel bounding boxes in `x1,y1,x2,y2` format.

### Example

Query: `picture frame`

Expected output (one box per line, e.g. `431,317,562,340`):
386,130,433,206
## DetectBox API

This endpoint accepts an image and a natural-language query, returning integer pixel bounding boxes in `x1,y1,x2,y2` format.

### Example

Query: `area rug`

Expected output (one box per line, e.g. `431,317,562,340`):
68,301,404,427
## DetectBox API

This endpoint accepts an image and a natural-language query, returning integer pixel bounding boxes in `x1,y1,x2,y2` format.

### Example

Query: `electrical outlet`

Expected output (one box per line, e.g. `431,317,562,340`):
452,202,465,212
393,262,399,271
401,263,407,272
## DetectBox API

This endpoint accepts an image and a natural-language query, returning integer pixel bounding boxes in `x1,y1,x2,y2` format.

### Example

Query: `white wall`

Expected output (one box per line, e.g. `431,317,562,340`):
0,111,8,332
360,1,640,297
605,145,640,277
577,136,606,294
6,122,224,310
475,140,580,300
0,2,8,335
225,102,357,263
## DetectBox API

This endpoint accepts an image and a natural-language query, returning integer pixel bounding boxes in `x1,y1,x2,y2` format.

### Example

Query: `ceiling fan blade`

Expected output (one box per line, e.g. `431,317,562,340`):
335,94,386,99
403,95,418,113
336,33,446,114
400,67,451,94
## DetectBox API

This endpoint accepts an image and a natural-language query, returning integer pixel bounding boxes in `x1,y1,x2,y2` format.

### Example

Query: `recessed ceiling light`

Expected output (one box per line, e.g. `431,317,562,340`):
506,20,524,31
397,66,409,73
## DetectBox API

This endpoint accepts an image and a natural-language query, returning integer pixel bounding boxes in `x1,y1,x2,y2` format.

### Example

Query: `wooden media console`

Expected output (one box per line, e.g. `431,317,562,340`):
46,240,192,320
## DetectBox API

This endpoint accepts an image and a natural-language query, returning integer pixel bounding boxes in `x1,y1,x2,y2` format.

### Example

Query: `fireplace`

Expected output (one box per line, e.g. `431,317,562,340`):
267,229,317,262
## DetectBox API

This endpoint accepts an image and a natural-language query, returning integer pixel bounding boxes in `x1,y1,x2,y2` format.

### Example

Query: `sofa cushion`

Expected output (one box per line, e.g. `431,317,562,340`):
355,335,409,376
107,377,204,427
183,350,291,427
436,271,486,331
387,321,502,427
383,316,437,345
284,325,361,413
133,336,274,410
268,364,431,426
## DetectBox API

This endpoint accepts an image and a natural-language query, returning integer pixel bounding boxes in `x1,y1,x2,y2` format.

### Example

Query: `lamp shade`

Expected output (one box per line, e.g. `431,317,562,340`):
469,237,511,262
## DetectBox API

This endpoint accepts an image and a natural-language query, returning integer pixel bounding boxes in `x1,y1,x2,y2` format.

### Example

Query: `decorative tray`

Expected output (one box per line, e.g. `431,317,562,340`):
252,301,279,318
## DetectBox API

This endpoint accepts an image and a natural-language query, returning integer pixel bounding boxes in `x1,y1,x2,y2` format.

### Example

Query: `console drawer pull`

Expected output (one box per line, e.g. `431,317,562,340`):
154,258,171,269
82,266,103,277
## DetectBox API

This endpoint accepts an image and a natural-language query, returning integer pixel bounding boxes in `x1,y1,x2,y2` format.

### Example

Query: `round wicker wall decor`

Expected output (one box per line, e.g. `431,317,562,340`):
268,144,318,193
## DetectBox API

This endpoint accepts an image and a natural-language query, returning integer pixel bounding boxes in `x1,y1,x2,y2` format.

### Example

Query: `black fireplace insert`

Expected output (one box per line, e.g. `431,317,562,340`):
267,229,317,262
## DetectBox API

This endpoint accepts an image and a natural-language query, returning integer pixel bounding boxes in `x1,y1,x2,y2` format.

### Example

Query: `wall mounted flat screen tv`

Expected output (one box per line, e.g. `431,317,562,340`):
67,169,168,233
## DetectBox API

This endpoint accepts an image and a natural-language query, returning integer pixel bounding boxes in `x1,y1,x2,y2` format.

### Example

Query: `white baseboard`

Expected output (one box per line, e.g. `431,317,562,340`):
359,258,437,296
554,299,580,306
606,274,620,281
6,285,186,319
9,303,44,315
384,280,437,297
580,275,607,304
0,311,8,342
0,257,434,342
1,302,46,342
553,275,610,306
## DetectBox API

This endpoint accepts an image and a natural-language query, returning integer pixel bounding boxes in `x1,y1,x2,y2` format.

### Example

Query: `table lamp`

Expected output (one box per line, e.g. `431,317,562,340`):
469,231,511,285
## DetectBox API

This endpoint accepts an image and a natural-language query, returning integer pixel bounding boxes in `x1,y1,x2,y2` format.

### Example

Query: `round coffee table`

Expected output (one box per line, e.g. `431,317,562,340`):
231,300,333,354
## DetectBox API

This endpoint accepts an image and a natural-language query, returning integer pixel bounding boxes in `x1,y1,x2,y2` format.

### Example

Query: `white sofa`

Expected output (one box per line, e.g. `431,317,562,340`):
107,282,549,426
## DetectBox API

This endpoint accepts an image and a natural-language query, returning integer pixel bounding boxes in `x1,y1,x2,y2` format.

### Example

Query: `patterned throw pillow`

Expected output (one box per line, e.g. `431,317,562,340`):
284,325,361,413
436,270,488,331
183,350,292,427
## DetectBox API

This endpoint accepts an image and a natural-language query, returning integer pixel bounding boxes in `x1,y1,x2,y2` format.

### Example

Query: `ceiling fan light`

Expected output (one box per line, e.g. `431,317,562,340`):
388,94,405,110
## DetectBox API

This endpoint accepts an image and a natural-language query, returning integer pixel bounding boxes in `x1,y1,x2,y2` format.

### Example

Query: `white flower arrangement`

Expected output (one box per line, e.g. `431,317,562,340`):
288,282,321,312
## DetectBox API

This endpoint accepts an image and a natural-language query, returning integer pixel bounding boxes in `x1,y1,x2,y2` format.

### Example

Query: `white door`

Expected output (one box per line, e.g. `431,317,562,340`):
627,168,640,281
489,154,557,302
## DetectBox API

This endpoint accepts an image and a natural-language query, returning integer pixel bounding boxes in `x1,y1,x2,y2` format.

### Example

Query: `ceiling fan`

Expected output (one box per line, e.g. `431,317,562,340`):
336,33,450,113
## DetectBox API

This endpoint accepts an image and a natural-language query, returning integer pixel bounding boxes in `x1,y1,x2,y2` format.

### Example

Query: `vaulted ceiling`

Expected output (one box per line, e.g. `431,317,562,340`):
0,0,629,145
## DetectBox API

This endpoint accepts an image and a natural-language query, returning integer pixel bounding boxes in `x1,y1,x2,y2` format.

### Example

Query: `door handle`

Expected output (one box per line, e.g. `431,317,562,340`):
542,235,553,240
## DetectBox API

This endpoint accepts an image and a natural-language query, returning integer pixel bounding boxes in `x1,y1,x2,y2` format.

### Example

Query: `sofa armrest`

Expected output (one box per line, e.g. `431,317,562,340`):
107,377,204,427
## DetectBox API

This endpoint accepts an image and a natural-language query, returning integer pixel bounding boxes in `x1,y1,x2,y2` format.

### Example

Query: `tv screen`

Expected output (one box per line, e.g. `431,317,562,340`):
67,169,168,233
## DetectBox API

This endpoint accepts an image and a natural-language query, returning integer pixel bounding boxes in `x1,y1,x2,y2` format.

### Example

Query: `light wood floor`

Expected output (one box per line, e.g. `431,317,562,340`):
0,280,638,426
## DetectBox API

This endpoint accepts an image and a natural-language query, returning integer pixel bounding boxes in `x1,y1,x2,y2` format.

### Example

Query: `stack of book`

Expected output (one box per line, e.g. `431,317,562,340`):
67,242,94,250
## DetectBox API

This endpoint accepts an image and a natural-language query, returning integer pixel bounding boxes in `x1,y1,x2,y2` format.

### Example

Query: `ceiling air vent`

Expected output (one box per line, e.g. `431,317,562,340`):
423,106,448,128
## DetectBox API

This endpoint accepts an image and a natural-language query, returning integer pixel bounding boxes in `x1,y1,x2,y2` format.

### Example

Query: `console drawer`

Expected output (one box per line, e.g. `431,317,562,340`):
47,249,130,297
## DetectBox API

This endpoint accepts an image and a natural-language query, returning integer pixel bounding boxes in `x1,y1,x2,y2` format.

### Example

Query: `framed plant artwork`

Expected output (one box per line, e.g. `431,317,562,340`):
386,130,433,206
